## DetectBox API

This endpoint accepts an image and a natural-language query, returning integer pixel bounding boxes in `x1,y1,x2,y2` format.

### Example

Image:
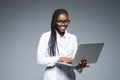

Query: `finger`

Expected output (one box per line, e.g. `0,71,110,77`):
86,64,90,67
69,58,73,60
79,62,82,64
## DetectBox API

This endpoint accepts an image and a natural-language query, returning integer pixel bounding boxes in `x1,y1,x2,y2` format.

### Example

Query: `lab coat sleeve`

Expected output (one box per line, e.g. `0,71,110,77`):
37,33,59,67
73,66,83,73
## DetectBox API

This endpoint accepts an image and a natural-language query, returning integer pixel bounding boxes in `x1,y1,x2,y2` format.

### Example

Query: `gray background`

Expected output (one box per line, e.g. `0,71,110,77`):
0,0,120,80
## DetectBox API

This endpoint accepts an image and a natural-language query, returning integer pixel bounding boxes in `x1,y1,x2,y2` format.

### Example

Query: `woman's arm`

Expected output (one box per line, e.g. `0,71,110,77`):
37,33,59,67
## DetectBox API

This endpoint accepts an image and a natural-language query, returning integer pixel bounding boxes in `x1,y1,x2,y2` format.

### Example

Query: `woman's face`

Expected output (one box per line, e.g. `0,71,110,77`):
56,13,70,36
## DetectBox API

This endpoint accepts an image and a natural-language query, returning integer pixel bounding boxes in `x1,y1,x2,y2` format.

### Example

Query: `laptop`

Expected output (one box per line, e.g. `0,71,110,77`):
56,43,104,66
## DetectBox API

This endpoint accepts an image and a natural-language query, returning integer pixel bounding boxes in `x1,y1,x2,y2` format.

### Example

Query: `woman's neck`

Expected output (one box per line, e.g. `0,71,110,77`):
57,30,65,36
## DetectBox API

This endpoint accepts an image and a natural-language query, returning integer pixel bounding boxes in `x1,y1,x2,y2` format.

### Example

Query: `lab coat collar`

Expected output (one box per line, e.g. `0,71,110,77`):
56,30,69,39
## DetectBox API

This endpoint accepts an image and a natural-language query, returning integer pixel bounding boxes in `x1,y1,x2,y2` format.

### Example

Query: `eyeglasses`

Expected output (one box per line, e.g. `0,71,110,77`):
56,20,70,25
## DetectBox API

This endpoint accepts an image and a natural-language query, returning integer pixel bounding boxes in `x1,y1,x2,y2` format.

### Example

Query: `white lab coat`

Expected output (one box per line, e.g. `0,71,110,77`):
37,31,81,80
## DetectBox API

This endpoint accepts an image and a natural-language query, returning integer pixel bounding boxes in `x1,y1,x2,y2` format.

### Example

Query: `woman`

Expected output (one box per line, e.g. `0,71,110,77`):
37,9,89,80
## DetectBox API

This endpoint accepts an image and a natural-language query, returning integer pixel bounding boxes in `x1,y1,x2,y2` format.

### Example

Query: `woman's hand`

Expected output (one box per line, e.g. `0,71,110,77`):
58,57,73,64
77,57,90,68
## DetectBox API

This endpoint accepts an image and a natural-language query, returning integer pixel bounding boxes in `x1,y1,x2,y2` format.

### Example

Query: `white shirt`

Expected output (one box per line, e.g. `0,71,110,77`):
37,31,79,80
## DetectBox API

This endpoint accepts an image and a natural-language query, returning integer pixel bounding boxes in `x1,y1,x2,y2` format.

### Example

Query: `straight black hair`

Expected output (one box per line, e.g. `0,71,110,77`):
48,9,69,56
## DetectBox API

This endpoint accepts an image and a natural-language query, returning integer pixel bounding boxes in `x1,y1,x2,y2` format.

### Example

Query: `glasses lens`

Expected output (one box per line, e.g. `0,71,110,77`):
57,20,70,25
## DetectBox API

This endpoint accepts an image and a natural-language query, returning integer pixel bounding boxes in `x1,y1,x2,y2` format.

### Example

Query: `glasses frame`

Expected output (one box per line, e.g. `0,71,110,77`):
56,20,70,25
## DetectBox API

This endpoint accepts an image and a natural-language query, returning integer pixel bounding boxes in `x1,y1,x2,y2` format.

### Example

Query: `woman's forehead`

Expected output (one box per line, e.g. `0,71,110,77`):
57,13,68,20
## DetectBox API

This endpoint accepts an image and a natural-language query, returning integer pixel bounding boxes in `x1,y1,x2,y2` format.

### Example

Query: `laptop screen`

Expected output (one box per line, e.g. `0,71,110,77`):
73,43,104,65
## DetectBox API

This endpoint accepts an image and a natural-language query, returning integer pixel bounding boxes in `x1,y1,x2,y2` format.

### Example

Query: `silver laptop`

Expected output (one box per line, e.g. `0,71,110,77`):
56,43,104,66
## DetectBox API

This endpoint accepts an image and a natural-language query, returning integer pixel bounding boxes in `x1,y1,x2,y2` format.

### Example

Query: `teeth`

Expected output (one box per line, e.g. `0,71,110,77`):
61,27,65,29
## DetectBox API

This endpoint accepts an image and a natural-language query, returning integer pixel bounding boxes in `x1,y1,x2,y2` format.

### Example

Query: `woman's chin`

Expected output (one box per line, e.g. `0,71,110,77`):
60,29,65,33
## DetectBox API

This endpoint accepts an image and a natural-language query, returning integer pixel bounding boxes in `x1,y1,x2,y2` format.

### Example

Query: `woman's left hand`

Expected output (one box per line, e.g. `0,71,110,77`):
77,57,90,68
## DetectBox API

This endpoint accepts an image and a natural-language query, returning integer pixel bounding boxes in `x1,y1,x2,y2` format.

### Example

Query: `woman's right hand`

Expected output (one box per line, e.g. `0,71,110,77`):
58,57,73,64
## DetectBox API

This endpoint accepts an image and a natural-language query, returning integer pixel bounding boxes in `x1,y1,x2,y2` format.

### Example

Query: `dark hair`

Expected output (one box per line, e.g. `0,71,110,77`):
48,9,69,56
